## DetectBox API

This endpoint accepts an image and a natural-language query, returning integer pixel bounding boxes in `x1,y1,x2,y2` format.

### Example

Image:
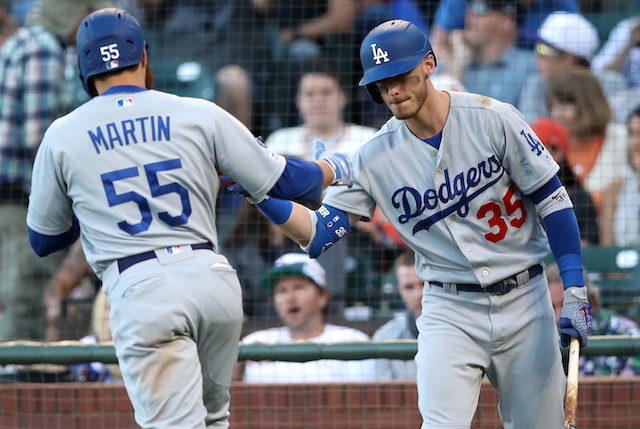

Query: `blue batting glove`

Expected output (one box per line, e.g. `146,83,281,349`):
559,286,592,348
313,139,354,187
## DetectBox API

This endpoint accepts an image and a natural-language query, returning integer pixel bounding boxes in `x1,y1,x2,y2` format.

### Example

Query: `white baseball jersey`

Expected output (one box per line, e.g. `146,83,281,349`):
323,91,559,285
266,124,377,159
27,89,285,278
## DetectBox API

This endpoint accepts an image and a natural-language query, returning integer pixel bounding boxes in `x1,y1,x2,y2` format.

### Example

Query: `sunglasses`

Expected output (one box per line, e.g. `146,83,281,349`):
535,42,566,58
467,1,491,15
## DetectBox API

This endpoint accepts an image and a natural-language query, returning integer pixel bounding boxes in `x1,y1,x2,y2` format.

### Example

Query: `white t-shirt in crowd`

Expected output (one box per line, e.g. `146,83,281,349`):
241,324,377,383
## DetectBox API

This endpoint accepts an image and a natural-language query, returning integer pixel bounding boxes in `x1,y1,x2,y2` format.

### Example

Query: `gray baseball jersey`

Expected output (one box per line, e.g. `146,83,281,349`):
27,88,286,427
324,91,558,285
27,89,285,278
323,91,566,427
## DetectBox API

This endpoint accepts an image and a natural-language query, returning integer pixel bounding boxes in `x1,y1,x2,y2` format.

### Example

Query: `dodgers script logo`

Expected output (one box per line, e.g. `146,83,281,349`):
371,43,389,64
391,155,505,234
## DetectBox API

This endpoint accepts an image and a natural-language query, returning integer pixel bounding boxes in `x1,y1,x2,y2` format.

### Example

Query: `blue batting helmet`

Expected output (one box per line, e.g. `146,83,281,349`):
359,20,436,104
76,8,145,96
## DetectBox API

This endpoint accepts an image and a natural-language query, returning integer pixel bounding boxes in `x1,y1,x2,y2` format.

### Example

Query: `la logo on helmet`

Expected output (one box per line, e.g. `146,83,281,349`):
370,43,389,64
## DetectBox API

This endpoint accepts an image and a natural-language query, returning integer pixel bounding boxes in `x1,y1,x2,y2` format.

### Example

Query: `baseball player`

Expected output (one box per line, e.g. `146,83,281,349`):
247,20,592,428
26,8,352,429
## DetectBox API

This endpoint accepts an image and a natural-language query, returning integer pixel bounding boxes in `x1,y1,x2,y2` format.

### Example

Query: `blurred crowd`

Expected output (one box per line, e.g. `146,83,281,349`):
1,0,640,383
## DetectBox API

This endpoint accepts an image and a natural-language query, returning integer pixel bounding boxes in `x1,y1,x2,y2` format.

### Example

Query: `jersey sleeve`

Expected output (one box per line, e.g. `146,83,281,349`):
213,107,286,200
322,150,377,222
26,128,75,235
498,107,559,194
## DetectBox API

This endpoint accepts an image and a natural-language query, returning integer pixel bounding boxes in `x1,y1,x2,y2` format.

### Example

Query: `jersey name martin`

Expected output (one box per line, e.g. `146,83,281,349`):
391,154,504,234
88,115,170,155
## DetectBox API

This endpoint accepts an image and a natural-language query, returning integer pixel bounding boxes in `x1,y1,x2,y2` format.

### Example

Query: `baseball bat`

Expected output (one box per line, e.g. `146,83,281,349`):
563,337,580,429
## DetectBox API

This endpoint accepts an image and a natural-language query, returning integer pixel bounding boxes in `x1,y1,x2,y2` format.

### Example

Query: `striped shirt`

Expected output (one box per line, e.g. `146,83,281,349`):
0,25,65,191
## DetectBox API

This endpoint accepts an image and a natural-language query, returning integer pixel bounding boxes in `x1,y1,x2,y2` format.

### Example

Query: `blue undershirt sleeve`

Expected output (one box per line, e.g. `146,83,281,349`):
269,157,323,203
29,216,80,257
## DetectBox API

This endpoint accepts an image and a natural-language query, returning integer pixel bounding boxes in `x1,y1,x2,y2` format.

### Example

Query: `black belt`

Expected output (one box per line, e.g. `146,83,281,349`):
431,264,543,295
117,243,214,273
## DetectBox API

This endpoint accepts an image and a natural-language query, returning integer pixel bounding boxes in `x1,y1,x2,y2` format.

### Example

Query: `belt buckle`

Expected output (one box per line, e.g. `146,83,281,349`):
495,277,518,295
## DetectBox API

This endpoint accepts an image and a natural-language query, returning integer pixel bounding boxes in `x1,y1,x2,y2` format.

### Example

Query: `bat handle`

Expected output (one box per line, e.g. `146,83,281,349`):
563,337,581,428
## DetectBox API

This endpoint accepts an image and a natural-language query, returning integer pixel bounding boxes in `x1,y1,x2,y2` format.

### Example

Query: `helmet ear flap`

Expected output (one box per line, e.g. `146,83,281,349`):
365,83,384,104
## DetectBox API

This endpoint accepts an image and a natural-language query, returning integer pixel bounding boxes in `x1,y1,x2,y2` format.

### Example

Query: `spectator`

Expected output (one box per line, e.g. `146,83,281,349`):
0,0,113,342
599,105,640,247
592,16,640,90
547,262,640,376
530,118,599,245
266,59,379,309
235,253,377,383
594,15,640,124
430,0,579,75
518,11,628,123
456,0,536,107
0,0,17,46
546,68,632,212
255,0,357,62
266,59,376,161
254,0,359,130
372,249,422,380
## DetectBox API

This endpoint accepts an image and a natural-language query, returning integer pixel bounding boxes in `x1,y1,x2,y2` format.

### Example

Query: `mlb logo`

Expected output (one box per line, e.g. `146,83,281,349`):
165,245,183,255
106,60,119,70
117,98,134,107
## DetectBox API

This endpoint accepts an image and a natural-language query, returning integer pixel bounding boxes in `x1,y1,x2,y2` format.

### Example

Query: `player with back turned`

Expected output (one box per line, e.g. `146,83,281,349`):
247,19,592,428
26,8,353,429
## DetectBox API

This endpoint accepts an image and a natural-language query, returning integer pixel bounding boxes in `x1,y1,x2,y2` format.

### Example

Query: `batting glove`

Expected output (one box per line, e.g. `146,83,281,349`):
313,139,354,187
559,286,592,348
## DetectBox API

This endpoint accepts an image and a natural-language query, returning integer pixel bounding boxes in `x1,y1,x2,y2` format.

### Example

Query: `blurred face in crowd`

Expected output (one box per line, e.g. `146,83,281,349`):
629,113,640,173
464,1,513,48
273,277,328,337
549,98,577,131
297,73,346,130
535,43,573,80
396,264,424,319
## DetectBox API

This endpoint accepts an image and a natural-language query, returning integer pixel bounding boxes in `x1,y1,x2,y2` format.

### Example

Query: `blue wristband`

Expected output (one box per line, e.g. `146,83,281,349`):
255,197,294,225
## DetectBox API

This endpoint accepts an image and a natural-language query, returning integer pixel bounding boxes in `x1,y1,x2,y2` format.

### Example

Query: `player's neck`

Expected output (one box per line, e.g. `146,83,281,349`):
288,320,325,340
95,68,147,95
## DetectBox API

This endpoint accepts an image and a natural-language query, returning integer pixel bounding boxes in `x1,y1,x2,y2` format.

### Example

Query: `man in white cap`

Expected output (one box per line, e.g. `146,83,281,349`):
234,252,376,383
518,11,629,123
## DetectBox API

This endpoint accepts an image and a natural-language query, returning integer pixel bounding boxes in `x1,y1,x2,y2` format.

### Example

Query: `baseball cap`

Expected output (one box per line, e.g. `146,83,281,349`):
537,12,599,60
466,0,517,17
260,253,327,290
531,118,570,152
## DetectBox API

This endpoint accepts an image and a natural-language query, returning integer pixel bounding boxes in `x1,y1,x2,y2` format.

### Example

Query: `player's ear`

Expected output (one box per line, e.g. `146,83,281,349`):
422,54,436,76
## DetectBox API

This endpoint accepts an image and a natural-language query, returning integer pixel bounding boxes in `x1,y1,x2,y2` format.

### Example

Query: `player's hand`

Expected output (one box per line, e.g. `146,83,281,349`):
559,286,592,348
313,139,353,187
218,174,268,204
